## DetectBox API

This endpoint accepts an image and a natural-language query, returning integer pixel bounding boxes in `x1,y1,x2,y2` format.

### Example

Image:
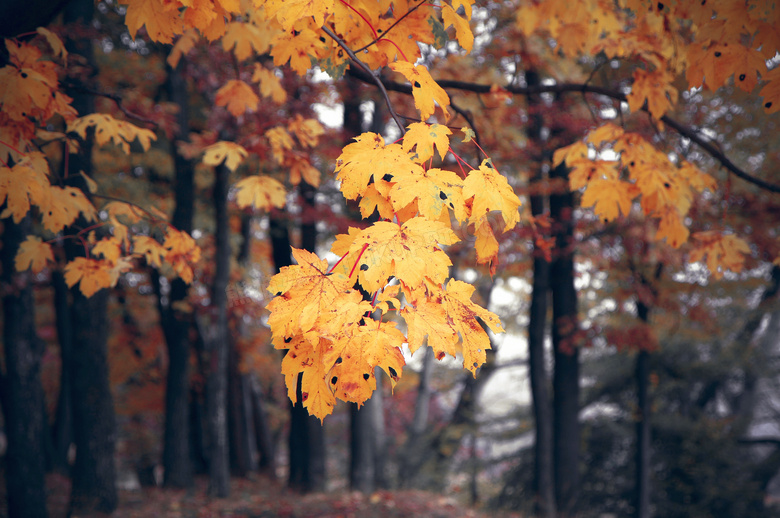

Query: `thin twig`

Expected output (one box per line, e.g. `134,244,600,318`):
64,82,159,128
321,25,406,135
354,0,428,54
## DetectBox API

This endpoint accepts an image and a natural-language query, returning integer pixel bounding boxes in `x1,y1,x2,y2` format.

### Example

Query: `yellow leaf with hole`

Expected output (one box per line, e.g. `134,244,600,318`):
389,62,450,121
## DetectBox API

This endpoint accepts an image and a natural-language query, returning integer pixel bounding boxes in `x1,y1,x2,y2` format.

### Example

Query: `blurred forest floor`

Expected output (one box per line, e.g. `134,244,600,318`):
0,472,523,518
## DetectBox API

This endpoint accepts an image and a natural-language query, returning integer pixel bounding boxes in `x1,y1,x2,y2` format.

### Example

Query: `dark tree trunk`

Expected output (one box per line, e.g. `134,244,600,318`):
63,1,118,512
249,374,276,474
549,162,580,517
68,288,119,514
634,349,650,518
51,270,74,474
160,58,196,489
1,217,48,518
204,162,231,497
228,346,258,476
398,347,434,485
528,192,556,518
350,401,376,492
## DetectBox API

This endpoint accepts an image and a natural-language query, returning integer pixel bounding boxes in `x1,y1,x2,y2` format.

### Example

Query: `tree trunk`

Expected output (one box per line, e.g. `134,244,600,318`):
51,270,74,474
350,401,376,492
528,192,556,518
634,349,650,518
249,374,276,474
398,347,434,485
549,162,580,516
1,216,48,518
64,1,118,512
205,162,231,497
160,58,196,489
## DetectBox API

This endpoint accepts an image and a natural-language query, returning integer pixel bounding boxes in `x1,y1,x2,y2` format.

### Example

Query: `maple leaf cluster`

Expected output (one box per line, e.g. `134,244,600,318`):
1,32,202,296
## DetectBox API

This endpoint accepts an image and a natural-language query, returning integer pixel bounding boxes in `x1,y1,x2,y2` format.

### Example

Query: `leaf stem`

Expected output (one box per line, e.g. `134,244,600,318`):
348,242,369,279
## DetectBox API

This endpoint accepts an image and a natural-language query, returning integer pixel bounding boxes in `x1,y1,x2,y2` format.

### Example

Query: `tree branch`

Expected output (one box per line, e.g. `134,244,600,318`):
320,26,406,135
347,68,780,194
63,82,159,128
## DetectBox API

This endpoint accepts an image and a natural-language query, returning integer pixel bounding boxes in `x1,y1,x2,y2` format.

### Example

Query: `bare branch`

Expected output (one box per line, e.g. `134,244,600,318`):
320,26,406,135
64,82,159,128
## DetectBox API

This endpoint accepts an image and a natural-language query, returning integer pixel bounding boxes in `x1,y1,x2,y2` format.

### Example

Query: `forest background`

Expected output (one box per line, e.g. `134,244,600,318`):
2,0,780,517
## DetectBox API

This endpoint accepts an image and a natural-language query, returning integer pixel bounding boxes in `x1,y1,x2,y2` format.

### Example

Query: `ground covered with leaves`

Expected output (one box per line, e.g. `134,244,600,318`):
10,473,522,518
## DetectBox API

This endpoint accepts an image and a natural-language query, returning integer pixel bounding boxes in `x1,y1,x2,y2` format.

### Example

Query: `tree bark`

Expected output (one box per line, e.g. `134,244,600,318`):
398,347,434,485
634,349,650,518
160,58,196,489
350,401,376,492
204,162,231,497
549,162,580,517
1,217,48,518
51,270,73,474
63,1,118,512
249,374,276,473
528,192,556,518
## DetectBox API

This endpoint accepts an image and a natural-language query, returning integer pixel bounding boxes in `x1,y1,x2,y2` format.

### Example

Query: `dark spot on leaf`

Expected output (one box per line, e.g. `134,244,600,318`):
301,392,308,401
739,74,746,81
449,202,454,208
629,161,635,167
331,376,338,385
284,336,292,343
338,49,344,58
714,51,722,57
363,373,370,380
336,357,343,364
439,191,447,200
20,72,27,78
414,81,421,88
657,2,663,10
436,351,445,360
473,362,479,368
388,367,398,378
382,173,393,182
663,182,671,188
766,102,773,108
360,263,369,271
319,36,326,42
276,291,282,296
377,29,382,34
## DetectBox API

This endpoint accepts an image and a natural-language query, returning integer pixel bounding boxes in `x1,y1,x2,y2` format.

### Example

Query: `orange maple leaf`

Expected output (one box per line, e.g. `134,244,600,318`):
689,232,751,280
215,79,259,117
202,140,248,171
64,257,115,297
403,122,452,163
15,236,54,273
462,160,522,230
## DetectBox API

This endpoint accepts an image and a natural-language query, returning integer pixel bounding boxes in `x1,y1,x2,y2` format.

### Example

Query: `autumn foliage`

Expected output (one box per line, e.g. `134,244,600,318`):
3,0,780,421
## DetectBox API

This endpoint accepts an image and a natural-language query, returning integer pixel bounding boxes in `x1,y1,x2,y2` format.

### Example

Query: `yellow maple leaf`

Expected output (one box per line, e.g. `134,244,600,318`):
288,156,321,187
68,113,156,153
568,160,620,191
267,248,354,344
358,184,395,220
627,68,678,120
133,235,166,268
163,228,201,283
462,160,521,230
654,207,689,248
104,201,144,223
473,216,499,265
167,29,199,68
281,336,336,420
271,29,326,76
15,236,54,273
215,79,259,117
0,161,50,223
586,122,624,146
388,166,466,222
222,21,271,61
252,64,287,104
64,257,115,297
287,114,324,148
403,279,504,375
441,3,474,52
123,0,183,44
389,62,450,121
347,217,459,293
202,141,248,171
41,186,97,234
36,27,68,65
92,237,123,264
0,64,56,122
759,66,780,114
580,178,640,222
263,0,335,32
403,122,452,163
335,132,423,200
689,232,751,280
234,175,287,211
265,126,294,163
